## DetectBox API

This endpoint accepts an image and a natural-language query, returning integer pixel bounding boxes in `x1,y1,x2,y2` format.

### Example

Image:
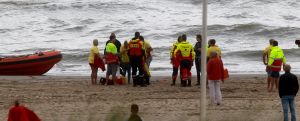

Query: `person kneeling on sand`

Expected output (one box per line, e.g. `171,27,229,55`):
279,64,299,121
207,51,224,105
128,104,142,121
8,100,41,121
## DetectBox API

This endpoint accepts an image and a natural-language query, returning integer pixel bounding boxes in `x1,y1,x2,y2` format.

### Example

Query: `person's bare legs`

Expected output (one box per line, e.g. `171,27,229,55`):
90,65,98,85
275,78,279,90
106,74,110,85
269,77,275,92
267,76,271,90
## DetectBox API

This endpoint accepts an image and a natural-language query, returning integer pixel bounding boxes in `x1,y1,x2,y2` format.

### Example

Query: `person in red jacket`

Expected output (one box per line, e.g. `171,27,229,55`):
7,100,41,121
207,51,224,105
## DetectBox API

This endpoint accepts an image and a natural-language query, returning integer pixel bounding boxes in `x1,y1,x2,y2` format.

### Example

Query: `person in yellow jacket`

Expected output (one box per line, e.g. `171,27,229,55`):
170,36,182,86
140,36,152,85
120,40,131,84
175,34,195,87
267,41,286,92
88,39,100,85
263,39,275,91
207,39,221,60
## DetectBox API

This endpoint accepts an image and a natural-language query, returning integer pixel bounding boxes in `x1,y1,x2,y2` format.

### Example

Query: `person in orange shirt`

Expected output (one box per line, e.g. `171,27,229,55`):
207,51,224,105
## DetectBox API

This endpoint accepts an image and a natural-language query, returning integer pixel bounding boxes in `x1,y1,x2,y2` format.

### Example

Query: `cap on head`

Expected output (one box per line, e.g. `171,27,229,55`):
284,64,291,72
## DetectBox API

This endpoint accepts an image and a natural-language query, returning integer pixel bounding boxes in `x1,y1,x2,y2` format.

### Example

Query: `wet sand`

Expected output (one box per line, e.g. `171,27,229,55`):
0,74,299,121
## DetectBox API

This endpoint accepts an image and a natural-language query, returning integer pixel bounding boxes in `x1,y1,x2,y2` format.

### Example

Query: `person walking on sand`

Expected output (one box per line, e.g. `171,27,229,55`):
207,51,224,105
88,39,100,85
120,40,131,84
105,35,119,85
170,36,182,86
175,34,195,87
267,41,286,92
194,34,202,86
263,39,275,91
128,32,146,87
128,104,143,121
279,64,299,121
8,100,41,121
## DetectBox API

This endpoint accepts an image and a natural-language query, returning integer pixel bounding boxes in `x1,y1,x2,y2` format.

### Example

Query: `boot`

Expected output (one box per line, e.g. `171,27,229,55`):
133,76,137,87
139,76,146,87
181,79,187,87
145,76,150,85
138,76,147,87
187,80,191,87
171,80,175,86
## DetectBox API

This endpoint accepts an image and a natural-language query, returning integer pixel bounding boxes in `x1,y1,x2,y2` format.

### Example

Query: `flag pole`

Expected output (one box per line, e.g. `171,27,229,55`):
200,0,207,120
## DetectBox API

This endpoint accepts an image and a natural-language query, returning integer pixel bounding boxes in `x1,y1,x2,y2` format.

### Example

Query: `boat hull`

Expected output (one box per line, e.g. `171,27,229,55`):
0,51,62,75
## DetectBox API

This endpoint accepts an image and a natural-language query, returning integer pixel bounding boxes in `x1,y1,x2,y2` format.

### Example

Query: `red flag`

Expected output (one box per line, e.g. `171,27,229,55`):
94,55,106,71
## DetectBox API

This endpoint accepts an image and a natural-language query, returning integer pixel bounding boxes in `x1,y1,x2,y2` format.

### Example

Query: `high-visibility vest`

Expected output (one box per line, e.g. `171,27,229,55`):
175,41,195,60
128,39,144,56
268,46,286,71
170,41,180,58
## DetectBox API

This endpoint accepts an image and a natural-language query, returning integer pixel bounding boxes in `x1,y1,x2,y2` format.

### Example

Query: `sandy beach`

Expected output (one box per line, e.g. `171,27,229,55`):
0,74,299,121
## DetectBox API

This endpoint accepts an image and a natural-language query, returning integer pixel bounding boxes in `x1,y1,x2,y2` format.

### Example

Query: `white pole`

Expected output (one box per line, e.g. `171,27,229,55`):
200,0,207,120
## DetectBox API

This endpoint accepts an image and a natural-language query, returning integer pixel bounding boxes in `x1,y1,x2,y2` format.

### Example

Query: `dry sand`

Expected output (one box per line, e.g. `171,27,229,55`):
0,74,299,121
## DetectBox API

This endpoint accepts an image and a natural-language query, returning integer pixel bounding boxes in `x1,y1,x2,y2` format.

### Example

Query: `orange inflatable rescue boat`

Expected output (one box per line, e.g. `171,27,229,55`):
0,50,62,75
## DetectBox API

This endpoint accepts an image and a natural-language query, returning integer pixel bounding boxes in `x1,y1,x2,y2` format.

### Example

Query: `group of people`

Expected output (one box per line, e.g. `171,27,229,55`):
263,39,299,121
88,32,153,87
170,34,225,105
89,32,226,105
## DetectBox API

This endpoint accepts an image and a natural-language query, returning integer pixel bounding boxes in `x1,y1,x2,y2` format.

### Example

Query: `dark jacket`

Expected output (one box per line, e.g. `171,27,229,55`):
128,114,142,121
279,72,299,98
194,41,201,58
